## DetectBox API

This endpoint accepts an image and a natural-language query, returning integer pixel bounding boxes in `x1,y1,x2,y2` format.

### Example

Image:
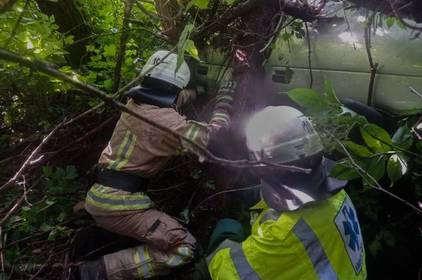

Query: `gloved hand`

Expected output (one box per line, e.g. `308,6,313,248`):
209,80,237,133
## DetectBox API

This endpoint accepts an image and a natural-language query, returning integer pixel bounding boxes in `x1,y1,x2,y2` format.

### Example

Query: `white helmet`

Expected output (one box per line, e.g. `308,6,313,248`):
141,50,191,89
245,106,324,164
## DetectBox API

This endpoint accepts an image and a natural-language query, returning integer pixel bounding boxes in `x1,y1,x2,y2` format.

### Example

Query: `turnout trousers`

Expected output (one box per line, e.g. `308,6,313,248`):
85,183,197,279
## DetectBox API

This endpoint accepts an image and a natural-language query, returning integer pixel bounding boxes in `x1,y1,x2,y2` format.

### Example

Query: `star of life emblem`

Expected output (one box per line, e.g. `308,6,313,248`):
335,196,364,274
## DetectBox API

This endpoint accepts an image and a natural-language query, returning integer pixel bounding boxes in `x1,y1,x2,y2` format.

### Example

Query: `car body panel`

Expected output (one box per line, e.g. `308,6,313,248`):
195,6,422,116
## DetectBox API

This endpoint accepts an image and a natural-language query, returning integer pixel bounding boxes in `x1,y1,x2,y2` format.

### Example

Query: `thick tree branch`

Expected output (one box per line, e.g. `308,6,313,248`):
0,48,310,175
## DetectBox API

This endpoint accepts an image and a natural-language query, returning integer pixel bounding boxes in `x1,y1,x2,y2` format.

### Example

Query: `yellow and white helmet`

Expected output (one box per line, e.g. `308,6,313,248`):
141,50,191,89
245,106,324,164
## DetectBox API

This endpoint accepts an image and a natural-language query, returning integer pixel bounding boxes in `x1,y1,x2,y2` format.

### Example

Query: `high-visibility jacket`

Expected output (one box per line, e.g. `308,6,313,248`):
208,190,367,280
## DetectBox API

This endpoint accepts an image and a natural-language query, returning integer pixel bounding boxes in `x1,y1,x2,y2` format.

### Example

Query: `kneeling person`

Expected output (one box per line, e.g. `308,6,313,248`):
80,50,236,280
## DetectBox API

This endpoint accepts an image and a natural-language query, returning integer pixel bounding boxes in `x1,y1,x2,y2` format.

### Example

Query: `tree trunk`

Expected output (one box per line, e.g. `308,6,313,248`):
35,0,92,67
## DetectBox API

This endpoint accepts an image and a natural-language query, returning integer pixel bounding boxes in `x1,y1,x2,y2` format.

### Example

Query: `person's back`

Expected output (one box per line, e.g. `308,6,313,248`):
207,106,367,280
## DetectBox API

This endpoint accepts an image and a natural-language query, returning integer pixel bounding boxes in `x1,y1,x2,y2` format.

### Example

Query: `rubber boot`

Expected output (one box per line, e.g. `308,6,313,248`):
79,258,107,280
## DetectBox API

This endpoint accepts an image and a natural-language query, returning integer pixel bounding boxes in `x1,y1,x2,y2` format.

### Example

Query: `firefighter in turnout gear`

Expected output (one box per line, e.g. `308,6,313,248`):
207,106,367,280
79,50,236,280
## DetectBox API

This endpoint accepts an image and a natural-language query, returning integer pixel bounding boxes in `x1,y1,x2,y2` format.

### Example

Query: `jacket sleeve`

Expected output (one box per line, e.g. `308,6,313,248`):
175,81,237,157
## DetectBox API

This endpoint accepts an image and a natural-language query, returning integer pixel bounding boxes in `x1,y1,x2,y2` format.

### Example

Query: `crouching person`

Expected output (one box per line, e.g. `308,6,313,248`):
207,106,367,280
79,50,236,280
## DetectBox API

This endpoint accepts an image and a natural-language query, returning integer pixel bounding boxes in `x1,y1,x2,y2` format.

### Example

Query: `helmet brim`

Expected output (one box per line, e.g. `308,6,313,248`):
126,85,178,108
261,158,347,211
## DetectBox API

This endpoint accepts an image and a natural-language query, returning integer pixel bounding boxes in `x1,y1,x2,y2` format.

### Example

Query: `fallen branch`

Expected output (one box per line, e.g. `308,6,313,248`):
0,120,64,194
0,49,310,175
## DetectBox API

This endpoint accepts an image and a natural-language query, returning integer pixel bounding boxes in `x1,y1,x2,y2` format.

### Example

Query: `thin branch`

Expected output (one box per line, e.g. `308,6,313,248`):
0,195,25,226
112,0,135,92
0,226,4,272
3,0,30,48
364,13,378,106
388,0,422,31
0,120,64,193
305,21,313,88
70,26,170,46
335,138,422,216
191,185,262,214
0,48,311,174
409,86,422,99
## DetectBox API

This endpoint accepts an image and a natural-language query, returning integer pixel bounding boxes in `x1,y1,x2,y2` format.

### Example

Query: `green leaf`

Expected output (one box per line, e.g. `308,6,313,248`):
385,17,395,28
343,141,373,157
103,44,116,57
330,161,360,180
287,88,329,113
392,126,413,149
224,0,236,4
184,39,199,60
42,165,53,177
417,141,422,153
361,155,386,182
323,80,341,104
176,24,195,72
194,0,209,9
360,124,392,153
387,153,408,183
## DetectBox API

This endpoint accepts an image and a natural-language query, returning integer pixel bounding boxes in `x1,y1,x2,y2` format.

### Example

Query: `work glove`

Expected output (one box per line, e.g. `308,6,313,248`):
209,80,237,133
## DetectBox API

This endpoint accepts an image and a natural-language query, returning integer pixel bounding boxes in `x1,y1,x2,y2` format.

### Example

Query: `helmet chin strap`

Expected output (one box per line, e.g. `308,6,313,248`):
260,158,347,211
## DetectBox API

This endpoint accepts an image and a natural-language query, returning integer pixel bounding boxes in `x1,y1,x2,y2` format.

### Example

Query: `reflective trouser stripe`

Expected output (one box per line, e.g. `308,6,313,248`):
134,246,152,278
230,246,260,280
293,219,338,280
86,185,153,210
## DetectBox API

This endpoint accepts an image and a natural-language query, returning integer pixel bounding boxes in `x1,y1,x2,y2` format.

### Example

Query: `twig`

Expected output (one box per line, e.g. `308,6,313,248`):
335,138,422,216
3,0,30,48
305,21,313,88
388,0,422,32
0,48,310,174
70,27,169,46
0,226,4,272
0,195,25,226
364,13,378,106
112,0,135,92
0,120,64,194
29,254,52,280
191,185,261,214
410,86,422,99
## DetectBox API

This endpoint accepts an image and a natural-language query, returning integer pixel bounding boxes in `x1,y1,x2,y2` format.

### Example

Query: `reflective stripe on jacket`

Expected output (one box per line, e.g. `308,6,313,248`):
208,190,367,280
98,100,210,177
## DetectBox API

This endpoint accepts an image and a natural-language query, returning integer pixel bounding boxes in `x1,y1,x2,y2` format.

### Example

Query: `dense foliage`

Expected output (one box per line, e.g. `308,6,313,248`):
0,0,421,279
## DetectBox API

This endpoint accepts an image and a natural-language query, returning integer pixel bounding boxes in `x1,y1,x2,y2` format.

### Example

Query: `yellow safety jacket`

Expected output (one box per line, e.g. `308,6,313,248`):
208,190,367,280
